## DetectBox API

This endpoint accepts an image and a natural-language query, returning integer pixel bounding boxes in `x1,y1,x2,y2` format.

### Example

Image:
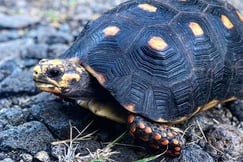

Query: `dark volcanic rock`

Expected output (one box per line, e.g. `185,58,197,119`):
29,26,73,45
0,13,40,29
30,92,92,139
0,107,28,131
0,68,36,97
228,100,243,121
45,31,73,45
20,44,49,60
0,38,34,62
48,44,69,58
205,124,243,161
0,121,54,154
169,144,214,162
0,60,20,82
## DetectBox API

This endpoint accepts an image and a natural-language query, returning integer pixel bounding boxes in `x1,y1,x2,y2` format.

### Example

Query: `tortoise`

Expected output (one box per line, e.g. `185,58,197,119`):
33,0,243,157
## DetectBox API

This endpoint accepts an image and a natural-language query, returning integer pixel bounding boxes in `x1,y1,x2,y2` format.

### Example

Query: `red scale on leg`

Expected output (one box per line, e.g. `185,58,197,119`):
127,114,183,156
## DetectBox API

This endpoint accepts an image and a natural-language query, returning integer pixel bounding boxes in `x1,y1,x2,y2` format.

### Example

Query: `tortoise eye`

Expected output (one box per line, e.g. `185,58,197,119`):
47,68,62,78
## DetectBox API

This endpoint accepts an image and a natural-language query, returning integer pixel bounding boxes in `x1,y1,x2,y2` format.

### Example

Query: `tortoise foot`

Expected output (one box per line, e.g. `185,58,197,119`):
127,114,183,156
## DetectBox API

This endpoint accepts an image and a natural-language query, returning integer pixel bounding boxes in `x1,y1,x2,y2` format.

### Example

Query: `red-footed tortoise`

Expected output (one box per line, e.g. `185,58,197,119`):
33,0,243,157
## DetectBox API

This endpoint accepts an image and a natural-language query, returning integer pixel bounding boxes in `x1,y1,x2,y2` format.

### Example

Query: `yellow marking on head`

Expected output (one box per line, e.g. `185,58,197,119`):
221,15,234,29
49,59,63,65
103,26,120,36
236,10,243,21
148,36,168,51
201,99,219,111
43,87,61,94
124,103,136,112
59,73,81,87
85,66,106,85
189,22,204,37
138,3,157,12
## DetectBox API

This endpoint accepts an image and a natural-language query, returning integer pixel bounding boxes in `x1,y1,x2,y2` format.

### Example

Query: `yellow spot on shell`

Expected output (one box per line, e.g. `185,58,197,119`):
85,66,106,84
124,103,136,112
221,15,234,29
103,26,120,36
148,36,168,51
236,10,243,22
189,22,204,37
138,3,157,12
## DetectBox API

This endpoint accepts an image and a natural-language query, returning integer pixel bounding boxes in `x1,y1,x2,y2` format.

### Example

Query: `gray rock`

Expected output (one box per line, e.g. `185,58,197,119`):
20,153,33,162
205,124,243,161
29,26,73,45
20,43,48,60
0,107,28,131
0,60,20,82
45,31,73,45
28,26,56,44
0,38,34,62
30,92,91,139
0,121,54,154
168,144,214,162
48,44,69,58
0,13,40,29
228,100,243,121
0,68,36,97
34,151,50,162
0,158,15,162
0,30,22,42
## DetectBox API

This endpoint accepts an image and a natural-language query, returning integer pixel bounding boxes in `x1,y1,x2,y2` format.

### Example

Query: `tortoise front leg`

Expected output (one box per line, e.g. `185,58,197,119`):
77,99,128,124
127,114,183,156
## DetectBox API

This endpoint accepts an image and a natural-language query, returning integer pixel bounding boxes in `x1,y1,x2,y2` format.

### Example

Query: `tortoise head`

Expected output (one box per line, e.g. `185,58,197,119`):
33,58,93,100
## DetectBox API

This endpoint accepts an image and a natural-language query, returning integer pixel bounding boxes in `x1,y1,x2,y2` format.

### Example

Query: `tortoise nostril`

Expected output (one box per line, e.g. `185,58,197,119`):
33,66,41,76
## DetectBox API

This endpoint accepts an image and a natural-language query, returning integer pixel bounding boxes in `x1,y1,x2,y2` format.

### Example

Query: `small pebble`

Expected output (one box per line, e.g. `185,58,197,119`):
34,151,50,162
0,158,15,162
20,153,33,162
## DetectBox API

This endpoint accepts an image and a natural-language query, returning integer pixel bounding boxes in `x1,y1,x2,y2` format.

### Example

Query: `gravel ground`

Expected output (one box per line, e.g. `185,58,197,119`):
0,0,243,162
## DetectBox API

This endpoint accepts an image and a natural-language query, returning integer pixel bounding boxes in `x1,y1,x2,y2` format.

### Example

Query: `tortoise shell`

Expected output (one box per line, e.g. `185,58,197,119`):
61,0,243,123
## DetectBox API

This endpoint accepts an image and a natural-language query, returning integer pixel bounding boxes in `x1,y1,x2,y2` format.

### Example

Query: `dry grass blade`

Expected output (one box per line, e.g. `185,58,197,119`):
52,121,122,162
52,121,97,145
196,119,208,142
